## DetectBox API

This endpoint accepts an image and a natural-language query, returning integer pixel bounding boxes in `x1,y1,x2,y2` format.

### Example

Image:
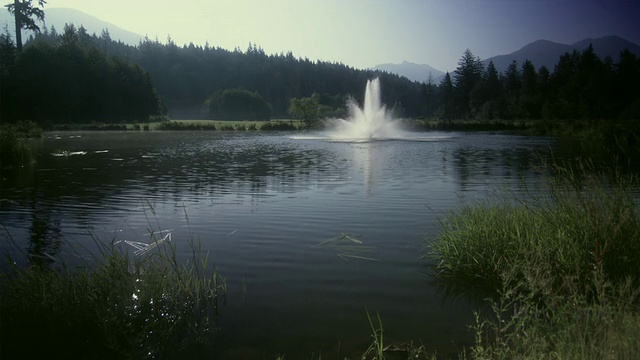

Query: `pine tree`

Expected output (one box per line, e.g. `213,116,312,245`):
485,60,501,100
453,49,484,116
519,60,539,118
4,0,46,51
439,72,454,119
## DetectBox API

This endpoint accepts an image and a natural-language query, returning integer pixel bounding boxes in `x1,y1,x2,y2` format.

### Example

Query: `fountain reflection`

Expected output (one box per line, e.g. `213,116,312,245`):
352,142,376,196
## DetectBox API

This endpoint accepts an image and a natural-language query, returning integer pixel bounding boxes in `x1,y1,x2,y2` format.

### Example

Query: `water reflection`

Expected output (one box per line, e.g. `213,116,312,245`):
28,209,63,267
451,138,548,193
1,131,581,356
352,142,376,196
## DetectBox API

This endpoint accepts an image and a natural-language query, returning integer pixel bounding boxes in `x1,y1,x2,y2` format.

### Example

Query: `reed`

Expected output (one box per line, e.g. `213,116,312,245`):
428,160,640,359
0,125,33,167
0,231,226,359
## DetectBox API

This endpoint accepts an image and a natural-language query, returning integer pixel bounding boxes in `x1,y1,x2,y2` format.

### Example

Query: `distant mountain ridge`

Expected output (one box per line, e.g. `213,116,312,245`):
374,37,640,82
0,7,144,45
2,8,638,78
484,36,640,73
371,61,446,83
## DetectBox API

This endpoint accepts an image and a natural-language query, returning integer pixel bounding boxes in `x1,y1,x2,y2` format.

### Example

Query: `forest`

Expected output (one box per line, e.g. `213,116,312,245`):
1,22,639,129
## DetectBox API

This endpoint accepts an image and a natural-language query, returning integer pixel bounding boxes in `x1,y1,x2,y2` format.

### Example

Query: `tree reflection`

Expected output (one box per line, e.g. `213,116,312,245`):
28,208,63,267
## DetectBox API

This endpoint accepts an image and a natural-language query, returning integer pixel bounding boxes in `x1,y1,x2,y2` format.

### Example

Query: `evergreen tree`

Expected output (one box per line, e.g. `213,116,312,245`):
438,72,454,119
502,60,521,119
469,60,501,119
0,29,16,76
485,60,501,100
4,0,46,51
615,49,640,120
0,30,17,120
421,72,437,117
519,60,539,118
2,24,161,123
453,49,484,116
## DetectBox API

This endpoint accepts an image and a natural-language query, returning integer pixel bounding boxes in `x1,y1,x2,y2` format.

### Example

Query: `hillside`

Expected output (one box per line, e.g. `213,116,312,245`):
371,61,445,83
484,36,640,72
0,7,143,45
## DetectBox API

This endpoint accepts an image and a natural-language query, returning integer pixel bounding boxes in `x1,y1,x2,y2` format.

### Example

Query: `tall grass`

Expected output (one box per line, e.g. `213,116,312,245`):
0,233,226,359
0,120,42,167
428,160,640,359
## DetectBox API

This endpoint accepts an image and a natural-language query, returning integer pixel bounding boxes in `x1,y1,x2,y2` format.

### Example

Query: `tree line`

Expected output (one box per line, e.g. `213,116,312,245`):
429,47,640,124
1,14,639,128
1,24,163,124
2,23,423,123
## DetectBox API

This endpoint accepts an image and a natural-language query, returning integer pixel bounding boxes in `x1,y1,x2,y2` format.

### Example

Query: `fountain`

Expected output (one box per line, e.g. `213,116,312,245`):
291,77,452,142
329,78,402,141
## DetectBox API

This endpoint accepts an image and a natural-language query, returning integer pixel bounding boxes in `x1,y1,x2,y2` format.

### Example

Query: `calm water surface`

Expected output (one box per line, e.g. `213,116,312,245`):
1,130,560,358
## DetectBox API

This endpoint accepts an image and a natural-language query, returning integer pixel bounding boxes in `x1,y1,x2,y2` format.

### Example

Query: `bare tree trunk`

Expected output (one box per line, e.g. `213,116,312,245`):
14,0,22,51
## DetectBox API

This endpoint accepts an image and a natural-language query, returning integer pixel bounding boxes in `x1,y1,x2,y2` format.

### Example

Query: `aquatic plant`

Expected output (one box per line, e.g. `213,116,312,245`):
428,160,640,358
7,120,44,138
429,161,640,299
0,126,33,167
0,231,226,359
463,279,640,360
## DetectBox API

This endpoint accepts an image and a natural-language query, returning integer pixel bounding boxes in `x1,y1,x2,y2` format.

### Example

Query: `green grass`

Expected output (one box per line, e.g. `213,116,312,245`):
412,118,528,132
162,119,302,131
0,121,40,167
427,160,640,359
0,232,226,359
143,119,302,131
46,119,303,131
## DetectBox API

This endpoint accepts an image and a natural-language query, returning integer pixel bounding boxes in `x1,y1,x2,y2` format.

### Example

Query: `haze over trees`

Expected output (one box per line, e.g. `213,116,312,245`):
0,16,638,133
204,88,271,121
1,25,163,123
4,0,46,51
426,46,640,129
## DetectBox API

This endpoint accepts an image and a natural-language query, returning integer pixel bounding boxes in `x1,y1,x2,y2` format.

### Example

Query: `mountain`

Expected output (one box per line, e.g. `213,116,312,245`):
484,36,640,73
371,61,446,83
0,7,144,45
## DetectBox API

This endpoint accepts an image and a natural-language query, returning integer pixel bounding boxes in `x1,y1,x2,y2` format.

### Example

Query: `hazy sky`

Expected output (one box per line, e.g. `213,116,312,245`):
35,1,640,71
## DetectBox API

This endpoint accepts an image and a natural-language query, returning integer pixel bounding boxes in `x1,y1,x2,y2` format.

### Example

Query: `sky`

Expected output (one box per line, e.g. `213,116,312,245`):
16,0,640,71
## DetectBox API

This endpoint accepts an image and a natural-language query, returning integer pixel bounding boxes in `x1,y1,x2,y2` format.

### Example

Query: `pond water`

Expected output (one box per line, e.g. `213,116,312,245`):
1,130,564,358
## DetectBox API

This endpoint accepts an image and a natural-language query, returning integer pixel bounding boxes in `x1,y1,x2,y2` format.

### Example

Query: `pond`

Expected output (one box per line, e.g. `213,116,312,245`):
1,130,564,358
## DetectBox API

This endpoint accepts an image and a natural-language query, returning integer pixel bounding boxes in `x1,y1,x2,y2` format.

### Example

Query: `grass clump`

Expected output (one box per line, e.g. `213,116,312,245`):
0,120,42,167
464,282,640,360
0,234,226,359
428,161,640,359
